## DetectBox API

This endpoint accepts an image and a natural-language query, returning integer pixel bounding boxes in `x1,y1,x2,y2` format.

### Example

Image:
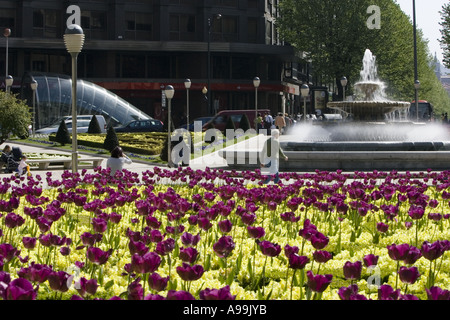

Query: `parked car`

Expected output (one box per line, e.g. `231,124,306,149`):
114,119,164,133
179,117,213,131
202,109,271,132
35,115,107,134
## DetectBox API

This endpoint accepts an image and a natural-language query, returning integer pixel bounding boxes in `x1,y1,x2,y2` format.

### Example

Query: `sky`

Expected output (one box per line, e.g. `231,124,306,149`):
395,0,447,62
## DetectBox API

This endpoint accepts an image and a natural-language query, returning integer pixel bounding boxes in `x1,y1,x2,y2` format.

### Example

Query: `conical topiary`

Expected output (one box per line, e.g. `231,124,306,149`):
225,116,236,133
239,113,251,132
103,126,120,152
87,115,102,134
54,120,71,146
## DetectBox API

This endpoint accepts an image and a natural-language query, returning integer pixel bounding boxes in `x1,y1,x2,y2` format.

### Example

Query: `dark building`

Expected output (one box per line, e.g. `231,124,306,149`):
0,0,311,127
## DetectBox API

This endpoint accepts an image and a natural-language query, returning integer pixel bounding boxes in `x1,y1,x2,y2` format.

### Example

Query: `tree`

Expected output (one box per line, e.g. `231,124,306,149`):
103,126,120,153
440,2,450,69
0,91,32,144
277,0,450,114
54,120,71,146
87,115,102,134
277,0,373,99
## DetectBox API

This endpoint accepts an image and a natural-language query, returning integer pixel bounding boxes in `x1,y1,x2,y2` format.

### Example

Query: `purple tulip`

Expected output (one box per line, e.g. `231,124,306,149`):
128,239,149,256
241,212,256,226
86,247,113,265
313,250,332,264
166,290,195,300
218,219,233,233
310,232,329,250
176,263,204,281
400,294,419,300
298,219,318,241
408,205,425,220
306,270,333,293
398,266,420,285
363,254,379,267
149,229,163,243
47,270,71,292
76,277,99,297
284,244,299,258
22,237,37,250
199,285,236,300
181,232,201,247
403,246,422,265
343,261,362,280
258,240,281,257
338,284,367,300
148,272,169,292
426,286,450,300
247,226,265,239
213,236,235,258
197,217,213,231
378,284,401,300
387,243,410,261
376,222,389,233
109,212,122,224
421,241,445,261
4,212,25,229
91,218,108,233
4,278,37,300
179,247,199,264
288,254,310,270
428,212,443,221
130,252,161,274
60,246,71,256
155,238,175,256
127,278,144,300
80,232,102,247
0,243,19,262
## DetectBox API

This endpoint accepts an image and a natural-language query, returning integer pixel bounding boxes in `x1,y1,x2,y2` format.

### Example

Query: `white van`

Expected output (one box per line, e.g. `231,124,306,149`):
35,115,107,134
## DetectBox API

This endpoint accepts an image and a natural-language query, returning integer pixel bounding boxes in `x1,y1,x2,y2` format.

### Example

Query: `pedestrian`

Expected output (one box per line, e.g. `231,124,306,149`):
275,112,286,134
255,113,263,133
17,155,31,176
106,146,132,176
264,113,273,135
260,129,288,184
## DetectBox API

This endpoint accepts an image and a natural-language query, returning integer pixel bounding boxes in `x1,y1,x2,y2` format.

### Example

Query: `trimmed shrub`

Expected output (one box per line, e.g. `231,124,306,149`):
54,120,71,146
103,126,120,152
87,115,102,134
239,114,251,132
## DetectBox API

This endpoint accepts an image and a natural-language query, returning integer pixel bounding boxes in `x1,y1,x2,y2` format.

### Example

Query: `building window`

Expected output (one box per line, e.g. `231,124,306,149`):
0,9,16,32
125,12,153,40
232,56,256,79
248,0,259,9
211,16,238,42
248,17,258,43
81,11,107,40
33,9,62,38
169,14,196,41
119,55,146,78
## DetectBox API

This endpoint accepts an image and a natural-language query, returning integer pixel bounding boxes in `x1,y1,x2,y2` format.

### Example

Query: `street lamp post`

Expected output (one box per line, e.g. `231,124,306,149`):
165,85,175,167
341,76,348,101
64,24,85,174
253,77,260,130
414,80,421,121
301,84,309,122
207,14,221,115
184,79,191,130
4,28,11,82
30,80,38,135
5,75,13,94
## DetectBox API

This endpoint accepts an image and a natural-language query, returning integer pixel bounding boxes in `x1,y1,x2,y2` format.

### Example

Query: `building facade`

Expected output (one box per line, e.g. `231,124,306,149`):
0,0,311,127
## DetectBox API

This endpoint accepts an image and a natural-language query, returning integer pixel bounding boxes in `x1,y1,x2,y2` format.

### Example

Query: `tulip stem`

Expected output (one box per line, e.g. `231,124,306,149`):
290,269,296,300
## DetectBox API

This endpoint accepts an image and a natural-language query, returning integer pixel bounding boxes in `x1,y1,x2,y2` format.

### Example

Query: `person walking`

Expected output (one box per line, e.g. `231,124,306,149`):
106,146,132,175
255,113,263,133
275,112,286,134
264,112,273,135
260,129,288,184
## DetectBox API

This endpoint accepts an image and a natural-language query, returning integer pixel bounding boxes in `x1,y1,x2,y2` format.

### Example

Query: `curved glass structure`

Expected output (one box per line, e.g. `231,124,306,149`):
20,72,151,130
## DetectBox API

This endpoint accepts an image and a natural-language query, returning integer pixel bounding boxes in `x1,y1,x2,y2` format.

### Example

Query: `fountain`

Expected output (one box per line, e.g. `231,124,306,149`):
219,49,450,171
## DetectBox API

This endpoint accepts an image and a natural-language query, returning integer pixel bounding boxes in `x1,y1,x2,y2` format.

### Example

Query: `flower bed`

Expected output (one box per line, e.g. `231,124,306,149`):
1,168,450,300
